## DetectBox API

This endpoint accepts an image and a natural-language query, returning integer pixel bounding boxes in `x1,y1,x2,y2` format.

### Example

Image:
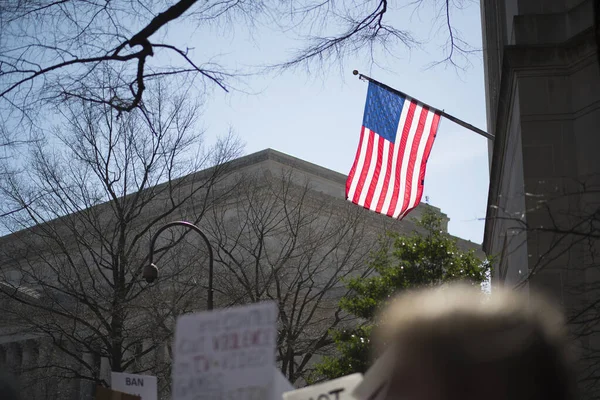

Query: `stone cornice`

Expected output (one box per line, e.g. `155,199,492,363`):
0,149,345,247
512,0,594,46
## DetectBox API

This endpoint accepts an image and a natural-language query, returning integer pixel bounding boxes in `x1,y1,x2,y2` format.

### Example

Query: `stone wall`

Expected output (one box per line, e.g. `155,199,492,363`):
0,148,482,398
482,0,600,397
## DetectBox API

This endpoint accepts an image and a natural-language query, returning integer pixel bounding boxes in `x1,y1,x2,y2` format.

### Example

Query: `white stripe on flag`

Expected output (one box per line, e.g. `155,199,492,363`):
393,102,424,218
358,133,382,206
369,139,391,211
346,128,370,201
400,110,435,219
380,99,412,216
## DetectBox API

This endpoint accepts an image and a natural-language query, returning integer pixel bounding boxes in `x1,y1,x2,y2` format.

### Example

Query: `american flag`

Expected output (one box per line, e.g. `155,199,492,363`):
346,81,442,219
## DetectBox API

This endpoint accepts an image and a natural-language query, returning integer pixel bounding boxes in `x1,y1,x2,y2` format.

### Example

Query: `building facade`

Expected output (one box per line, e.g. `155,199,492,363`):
481,1,600,397
0,149,480,399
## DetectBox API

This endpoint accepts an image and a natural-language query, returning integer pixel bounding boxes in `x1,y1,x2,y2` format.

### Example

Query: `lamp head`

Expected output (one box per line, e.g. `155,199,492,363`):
143,263,159,283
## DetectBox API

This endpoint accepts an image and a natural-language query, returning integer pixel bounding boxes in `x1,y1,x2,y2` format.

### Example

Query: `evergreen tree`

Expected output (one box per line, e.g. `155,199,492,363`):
312,209,490,381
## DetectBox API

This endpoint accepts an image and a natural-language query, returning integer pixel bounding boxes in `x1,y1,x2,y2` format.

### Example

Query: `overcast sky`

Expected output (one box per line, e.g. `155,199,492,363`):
166,1,490,243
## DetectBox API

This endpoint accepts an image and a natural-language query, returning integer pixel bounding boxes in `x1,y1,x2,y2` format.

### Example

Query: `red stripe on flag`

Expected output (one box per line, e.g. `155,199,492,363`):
346,126,367,197
375,142,395,213
363,135,385,209
352,129,375,204
398,105,429,216
402,112,441,217
387,101,417,218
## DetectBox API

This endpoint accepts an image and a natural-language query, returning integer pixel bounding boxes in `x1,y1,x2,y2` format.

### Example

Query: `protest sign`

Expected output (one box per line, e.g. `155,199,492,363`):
95,385,141,400
274,367,294,398
172,301,278,400
351,348,395,400
283,373,363,400
111,372,157,400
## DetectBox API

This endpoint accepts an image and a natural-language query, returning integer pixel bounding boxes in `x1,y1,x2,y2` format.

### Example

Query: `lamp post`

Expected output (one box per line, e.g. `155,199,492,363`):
143,221,214,310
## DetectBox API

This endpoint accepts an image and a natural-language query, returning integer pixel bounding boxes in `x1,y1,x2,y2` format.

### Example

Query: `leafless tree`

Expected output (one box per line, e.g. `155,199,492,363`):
201,169,384,384
0,0,476,121
0,80,242,399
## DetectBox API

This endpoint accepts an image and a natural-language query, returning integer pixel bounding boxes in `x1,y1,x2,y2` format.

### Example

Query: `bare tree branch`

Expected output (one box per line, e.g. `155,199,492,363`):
0,80,242,397
203,169,380,383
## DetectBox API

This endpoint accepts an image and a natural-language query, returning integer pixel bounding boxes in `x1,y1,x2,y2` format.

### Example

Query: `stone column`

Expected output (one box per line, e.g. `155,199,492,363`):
153,341,169,400
21,340,37,371
20,340,38,399
0,344,6,367
80,352,97,400
5,342,22,375
37,341,56,400
143,338,154,373
65,344,81,400
154,341,166,368
100,356,111,384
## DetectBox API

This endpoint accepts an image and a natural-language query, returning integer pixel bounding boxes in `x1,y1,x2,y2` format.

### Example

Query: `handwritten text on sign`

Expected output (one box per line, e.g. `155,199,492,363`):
173,302,278,400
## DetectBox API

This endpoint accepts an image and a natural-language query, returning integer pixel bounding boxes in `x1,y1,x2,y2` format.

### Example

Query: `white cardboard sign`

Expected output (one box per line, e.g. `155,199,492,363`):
274,367,295,398
351,348,395,400
283,373,363,400
172,301,278,400
111,372,157,400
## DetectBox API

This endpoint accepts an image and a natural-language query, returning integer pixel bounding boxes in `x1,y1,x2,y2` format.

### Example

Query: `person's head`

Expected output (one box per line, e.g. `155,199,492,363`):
374,283,576,400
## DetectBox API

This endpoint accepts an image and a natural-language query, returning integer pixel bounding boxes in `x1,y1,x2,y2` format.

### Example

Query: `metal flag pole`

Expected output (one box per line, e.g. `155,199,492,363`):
352,70,494,141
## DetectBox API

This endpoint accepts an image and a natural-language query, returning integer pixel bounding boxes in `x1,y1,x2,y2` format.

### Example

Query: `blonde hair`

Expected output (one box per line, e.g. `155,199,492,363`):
375,284,576,400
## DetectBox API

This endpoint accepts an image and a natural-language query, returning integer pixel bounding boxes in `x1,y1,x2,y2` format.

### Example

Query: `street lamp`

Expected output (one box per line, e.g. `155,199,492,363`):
143,221,214,310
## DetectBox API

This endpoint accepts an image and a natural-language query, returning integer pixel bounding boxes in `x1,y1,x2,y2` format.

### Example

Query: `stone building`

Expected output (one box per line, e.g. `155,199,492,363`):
0,148,480,399
480,0,600,397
